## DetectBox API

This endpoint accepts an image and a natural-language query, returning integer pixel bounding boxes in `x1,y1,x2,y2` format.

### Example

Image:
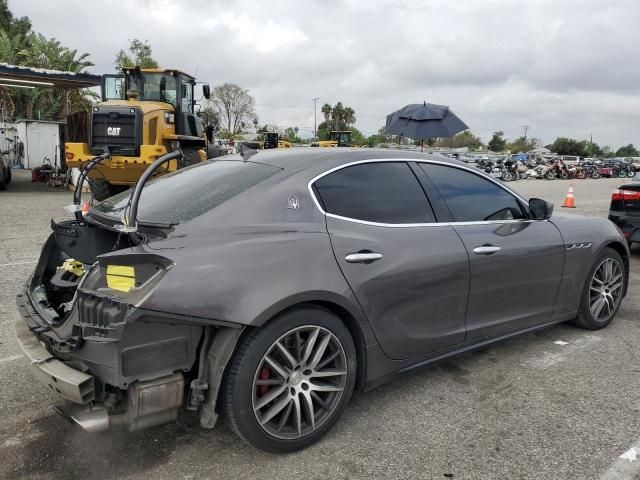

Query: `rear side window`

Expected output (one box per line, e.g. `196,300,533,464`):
420,163,524,222
94,160,281,224
314,162,435,224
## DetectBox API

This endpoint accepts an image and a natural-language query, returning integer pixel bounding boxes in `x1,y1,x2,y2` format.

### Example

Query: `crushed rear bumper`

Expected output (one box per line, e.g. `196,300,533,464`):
14,311,95,404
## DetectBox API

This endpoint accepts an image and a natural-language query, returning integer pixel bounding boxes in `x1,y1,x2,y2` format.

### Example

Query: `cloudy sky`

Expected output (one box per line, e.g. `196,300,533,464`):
12,0,640,148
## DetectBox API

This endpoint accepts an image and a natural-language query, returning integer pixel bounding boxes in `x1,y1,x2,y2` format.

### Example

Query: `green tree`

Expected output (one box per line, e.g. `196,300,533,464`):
615,144,639,157
546,137,587,156
581,141,603,157
438,130,483,149
488,130,507,152
0,0,30,38
16,33,94,119
316,102,358,140
507,136,540,153
114,38,159,70
282,126,304,143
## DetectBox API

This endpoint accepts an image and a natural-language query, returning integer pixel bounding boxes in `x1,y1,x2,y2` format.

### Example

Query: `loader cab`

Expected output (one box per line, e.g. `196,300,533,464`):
330,130,352,147
264,132,279,149
102,68,209,137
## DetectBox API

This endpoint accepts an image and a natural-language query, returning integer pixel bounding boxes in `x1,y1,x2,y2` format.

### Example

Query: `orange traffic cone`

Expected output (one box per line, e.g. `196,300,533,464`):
562,184,576,208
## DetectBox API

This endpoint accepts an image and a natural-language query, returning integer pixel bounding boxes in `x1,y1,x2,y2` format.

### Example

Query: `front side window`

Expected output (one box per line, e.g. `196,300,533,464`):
181,83,193,113
125,72,177,106
420,164,525,222
314,162,435,224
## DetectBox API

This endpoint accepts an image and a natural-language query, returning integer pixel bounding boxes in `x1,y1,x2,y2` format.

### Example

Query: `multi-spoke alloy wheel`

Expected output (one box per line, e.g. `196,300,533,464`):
589,257,624,322
573,247,626,330
223,307,356,452
252,326,347,440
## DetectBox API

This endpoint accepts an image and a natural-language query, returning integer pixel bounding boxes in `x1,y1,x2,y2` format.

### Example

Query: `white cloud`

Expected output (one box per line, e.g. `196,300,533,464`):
10,0,640,147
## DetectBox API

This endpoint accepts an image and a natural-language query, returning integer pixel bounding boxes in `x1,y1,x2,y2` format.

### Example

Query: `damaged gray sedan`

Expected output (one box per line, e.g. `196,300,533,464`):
15,148,629,452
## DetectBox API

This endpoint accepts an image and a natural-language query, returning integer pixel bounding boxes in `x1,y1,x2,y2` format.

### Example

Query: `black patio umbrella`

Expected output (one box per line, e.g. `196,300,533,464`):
385,102,469,151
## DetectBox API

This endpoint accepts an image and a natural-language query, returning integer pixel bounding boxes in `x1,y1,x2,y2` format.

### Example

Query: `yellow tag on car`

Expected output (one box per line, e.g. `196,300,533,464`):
106,265,135,292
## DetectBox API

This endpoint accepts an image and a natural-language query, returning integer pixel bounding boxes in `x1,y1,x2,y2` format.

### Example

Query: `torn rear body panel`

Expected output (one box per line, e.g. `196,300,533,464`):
15,214,242,432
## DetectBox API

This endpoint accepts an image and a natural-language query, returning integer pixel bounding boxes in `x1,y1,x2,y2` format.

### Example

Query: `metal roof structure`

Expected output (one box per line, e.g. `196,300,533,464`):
0,63,101,89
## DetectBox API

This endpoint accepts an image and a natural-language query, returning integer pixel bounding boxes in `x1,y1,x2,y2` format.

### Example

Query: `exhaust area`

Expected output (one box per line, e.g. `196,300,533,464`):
52,373,184,433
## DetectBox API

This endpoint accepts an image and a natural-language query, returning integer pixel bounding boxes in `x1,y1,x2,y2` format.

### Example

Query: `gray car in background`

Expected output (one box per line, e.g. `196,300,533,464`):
15,149,629,452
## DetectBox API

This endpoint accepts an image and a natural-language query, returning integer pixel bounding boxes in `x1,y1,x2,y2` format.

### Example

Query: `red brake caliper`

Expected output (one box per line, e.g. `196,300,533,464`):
257,366,271,396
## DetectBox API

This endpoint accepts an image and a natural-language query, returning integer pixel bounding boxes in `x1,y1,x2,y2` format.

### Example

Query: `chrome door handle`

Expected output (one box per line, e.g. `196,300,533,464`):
473,245,501,255
345,252,383,263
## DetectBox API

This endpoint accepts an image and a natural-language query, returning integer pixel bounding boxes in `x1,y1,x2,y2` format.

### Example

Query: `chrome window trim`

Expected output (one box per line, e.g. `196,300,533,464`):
307,158,534,228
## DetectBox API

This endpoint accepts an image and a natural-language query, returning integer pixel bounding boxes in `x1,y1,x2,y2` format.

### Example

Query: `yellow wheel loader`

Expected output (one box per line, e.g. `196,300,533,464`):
310,130,352,148
65,67,214,200
263,132,292,149
242,132,293,151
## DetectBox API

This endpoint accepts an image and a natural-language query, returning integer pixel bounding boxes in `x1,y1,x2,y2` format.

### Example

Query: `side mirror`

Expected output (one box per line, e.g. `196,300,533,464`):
529,198,553,220
203,84,211,100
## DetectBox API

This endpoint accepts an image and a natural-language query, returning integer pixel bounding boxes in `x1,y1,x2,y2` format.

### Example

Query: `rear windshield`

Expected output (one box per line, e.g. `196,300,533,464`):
93,160,281,224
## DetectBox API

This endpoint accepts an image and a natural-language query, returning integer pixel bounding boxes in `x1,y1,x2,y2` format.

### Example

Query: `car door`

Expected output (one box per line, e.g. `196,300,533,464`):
312,161,470,360
419,162,565,341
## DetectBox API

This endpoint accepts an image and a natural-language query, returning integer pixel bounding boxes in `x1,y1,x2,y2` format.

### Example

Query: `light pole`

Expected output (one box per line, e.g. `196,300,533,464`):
313,97,319,140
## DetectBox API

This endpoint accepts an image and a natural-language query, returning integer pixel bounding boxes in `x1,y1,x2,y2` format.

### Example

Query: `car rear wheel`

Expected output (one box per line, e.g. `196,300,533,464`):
223,307,357,452
572,248,625,330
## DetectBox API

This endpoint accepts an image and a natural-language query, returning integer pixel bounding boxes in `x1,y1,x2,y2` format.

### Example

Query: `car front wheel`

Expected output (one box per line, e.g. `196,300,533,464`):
572,247,625,330
223,307,357,452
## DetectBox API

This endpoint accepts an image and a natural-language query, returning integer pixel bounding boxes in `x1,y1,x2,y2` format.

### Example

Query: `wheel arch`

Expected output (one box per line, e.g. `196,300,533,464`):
249,295,372,392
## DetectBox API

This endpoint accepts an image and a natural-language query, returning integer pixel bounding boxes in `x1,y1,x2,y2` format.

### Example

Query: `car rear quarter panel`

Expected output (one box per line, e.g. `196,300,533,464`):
550,214,629,315
128,228,378,347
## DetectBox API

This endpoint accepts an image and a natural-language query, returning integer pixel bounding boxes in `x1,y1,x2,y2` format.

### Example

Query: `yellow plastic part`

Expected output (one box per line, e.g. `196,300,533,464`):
57,259,85,277
106,265,135,292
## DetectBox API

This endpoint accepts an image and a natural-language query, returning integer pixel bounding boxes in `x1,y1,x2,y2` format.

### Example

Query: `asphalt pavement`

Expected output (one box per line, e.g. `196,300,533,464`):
0,170,639,480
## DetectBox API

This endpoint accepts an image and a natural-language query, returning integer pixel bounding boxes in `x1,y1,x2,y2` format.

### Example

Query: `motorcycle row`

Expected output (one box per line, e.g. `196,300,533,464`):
475,158,637,182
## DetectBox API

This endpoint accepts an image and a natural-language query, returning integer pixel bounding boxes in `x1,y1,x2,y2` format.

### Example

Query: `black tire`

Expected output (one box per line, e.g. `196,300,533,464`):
571,247,625,330
5,167,11,185
0,166,6,191
591,171,600,179
544,170,555,180
180,147,202,167
88,177,114,202
223,306,357,453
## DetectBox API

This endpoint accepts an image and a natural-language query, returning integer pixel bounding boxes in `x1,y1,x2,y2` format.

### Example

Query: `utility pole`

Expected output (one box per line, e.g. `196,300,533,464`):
313,97,319,140
523,125,530,141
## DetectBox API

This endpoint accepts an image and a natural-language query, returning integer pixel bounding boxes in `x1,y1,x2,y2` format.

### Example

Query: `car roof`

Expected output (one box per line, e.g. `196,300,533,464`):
223,148,467,178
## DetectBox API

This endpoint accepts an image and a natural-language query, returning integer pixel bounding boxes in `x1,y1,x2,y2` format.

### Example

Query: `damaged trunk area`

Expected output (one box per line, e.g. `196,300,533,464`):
21,217,243,434
33,219,134,325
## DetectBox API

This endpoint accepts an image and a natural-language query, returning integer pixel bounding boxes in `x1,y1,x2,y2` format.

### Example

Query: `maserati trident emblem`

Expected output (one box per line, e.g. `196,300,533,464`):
287,195,300,210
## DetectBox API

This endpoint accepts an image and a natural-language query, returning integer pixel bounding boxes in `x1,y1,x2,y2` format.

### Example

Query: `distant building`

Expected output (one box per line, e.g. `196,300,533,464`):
13,119,65,169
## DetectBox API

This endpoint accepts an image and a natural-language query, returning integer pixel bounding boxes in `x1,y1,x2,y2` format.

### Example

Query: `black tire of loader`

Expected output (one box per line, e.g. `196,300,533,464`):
88,177,115,202
180,147,202,168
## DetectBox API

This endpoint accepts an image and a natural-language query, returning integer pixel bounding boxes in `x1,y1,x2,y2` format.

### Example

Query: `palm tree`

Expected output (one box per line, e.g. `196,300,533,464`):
343,107,355,127
16,33,95,119
321,103,332,124
0,29,22,119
